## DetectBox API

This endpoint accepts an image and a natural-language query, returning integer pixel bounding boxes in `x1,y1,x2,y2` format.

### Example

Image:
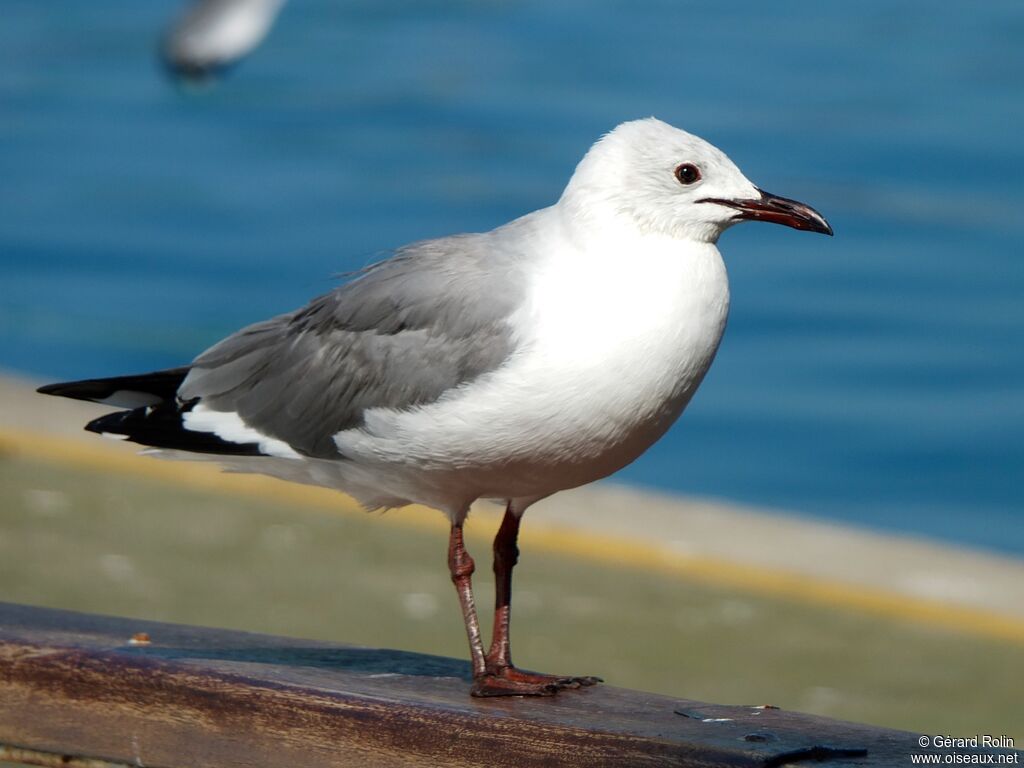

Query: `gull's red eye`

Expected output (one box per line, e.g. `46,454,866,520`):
674,163,701,185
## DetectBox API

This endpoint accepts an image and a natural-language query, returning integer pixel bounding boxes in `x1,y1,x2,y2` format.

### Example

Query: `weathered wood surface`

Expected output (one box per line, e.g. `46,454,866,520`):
0,603,1016,768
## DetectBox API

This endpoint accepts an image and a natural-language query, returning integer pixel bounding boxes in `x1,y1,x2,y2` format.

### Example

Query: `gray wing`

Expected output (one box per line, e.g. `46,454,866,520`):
179,232,526,458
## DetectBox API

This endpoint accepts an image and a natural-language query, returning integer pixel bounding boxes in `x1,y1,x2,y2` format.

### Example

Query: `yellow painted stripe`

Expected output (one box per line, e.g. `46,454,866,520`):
3,427,1024,646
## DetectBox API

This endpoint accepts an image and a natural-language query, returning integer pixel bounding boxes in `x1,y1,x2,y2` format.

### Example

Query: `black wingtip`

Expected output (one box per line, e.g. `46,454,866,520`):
84,410,127,436
84,401,267,457
37,380,100,402
35,368,190,406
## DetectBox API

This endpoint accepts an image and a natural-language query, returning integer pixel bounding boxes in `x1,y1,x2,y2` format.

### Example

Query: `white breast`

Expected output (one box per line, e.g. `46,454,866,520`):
333,226,730,507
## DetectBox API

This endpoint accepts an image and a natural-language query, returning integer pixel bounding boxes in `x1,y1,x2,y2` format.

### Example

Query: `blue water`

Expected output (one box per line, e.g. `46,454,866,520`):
2,2,1022,555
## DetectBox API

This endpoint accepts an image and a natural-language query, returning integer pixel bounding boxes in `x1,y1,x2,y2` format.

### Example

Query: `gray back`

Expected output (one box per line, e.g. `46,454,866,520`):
179,230,529,457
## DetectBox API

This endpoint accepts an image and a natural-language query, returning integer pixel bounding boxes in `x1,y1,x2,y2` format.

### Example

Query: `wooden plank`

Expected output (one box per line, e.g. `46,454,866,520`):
0,603,1017,768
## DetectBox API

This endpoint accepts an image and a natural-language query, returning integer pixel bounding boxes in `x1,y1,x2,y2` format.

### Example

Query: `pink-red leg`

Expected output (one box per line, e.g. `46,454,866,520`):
469,503,602,697
448,523,486,679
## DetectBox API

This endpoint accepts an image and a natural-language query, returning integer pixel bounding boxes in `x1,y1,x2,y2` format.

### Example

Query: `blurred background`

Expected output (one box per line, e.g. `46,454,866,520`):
1,0,1022,743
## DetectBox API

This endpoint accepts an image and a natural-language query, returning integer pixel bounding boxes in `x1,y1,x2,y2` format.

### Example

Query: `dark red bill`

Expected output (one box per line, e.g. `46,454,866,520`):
699,188,833,235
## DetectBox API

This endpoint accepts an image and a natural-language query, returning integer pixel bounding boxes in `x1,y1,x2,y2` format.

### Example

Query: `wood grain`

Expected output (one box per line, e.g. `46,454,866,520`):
0,603,1016,768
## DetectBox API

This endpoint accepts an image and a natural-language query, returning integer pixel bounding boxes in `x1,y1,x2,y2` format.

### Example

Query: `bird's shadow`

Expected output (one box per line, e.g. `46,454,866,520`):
120,643,473,682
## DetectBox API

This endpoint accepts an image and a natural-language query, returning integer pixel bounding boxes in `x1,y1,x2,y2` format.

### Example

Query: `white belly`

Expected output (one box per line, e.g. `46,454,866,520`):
331,235,730,511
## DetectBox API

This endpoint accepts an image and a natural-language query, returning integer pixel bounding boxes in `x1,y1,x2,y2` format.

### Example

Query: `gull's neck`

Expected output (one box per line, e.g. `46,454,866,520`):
547,198,718,259
556,184,723,246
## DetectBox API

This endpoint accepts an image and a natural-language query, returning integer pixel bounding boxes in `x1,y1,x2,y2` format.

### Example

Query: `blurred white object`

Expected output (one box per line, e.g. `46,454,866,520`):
162,0,287,80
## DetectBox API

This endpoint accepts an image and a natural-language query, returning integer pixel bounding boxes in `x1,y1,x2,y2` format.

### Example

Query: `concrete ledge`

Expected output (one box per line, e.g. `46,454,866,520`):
4,370,1023,637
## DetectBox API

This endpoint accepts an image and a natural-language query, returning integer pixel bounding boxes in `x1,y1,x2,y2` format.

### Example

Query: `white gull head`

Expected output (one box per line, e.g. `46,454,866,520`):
559,117,832,244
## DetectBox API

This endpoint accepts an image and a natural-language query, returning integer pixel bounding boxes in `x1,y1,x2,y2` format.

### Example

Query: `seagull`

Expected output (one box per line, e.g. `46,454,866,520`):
162,0,287,81
38,118,832,697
